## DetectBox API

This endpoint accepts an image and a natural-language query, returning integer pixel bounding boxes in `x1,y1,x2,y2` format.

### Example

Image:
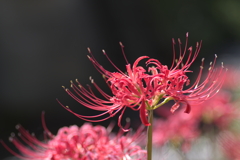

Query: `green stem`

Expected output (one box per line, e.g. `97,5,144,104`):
147,109,153,160
152,97,173,110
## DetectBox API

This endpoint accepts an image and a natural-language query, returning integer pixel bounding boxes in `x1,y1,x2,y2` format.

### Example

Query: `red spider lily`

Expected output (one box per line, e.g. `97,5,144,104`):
219,131,240,160
222,67,240,90
199,91,238,130
152,111,200,152
60,51,158,130
152,90,237,151
60,33,226,130
147,33,226,113
1,113,146,160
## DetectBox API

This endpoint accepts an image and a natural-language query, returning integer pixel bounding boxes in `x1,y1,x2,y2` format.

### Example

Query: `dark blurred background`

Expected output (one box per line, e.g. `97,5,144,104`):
0,1,240,159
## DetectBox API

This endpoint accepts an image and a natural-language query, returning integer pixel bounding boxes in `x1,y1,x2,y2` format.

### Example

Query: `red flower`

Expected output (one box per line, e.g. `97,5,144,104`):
150,33,226,113
219,131,240,160
60,33,225,130
152,109,200,151
1,113,146,160
222,66,240,90
152,90,237,151
60,50,160,129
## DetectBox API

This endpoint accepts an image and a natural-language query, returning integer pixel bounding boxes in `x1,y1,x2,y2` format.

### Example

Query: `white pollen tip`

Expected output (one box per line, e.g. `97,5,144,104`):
87,47,91,53
10,133,15,137
200,66,203,69
62,86,65,89
89,76,92,80
102,50,106,54
126,117,131,122
87,55,91,59
210,62,212,65
70,80,73,83
91,79,94,83
202,58,205,62
76,79,79,82
178,38,181,44
196,42,199,47
119,42,123,47
186,32,189,37
66,106,69,108
9,137,13,142
215,54,217,58
15,125,20,129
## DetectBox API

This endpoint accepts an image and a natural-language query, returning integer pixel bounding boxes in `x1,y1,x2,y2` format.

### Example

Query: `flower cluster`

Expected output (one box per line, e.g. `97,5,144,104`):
1,33,228,160
61,33,225,130
216,69,240,159
152,81,238,151
1,119,146,160
150,65,240,154
152,108,200,151
219,131,240,160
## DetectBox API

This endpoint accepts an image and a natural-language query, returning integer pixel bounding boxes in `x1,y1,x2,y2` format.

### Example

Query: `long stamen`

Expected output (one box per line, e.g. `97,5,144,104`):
170,38,176,70
102,49,125,74
119,42,129,64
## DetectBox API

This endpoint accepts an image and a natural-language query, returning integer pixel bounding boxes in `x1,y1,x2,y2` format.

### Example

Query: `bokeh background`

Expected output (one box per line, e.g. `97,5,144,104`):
0,1,240,159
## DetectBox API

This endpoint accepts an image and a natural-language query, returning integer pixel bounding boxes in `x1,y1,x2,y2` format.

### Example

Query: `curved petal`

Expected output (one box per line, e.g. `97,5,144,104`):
139,99,150,126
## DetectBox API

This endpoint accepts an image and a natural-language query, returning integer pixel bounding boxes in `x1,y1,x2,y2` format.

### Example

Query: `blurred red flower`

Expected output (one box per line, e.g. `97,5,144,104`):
1,114,146,160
